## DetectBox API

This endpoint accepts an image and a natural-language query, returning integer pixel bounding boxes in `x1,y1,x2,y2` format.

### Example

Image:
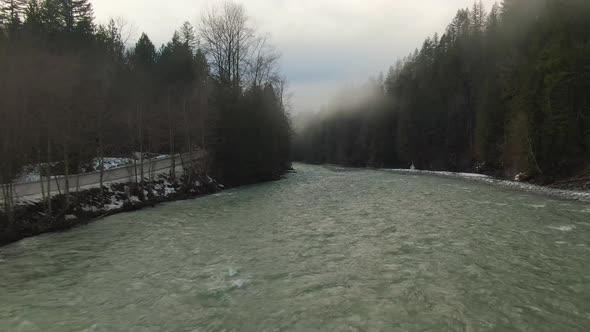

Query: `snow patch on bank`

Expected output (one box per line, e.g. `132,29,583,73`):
163,181,177,196
104,195,124,211
91,157,133,171
386,168,491,179
384,168,590,203
81,205,100,213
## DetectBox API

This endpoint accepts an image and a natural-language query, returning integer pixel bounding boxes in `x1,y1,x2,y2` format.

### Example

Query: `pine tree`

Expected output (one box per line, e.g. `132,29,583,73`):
0,0,27,36
23,0,43,33
470,0,487,33
41,0,94,36
130,33,157,70
70,0,94,35
96,19,125,61
179,21,198,53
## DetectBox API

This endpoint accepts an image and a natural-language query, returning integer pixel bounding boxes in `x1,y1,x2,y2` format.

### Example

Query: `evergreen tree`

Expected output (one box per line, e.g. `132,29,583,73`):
0,0,27,37
23,0,43,33
96,19,125,61
41,0,94,36
130,33,157,70
178,21,198,53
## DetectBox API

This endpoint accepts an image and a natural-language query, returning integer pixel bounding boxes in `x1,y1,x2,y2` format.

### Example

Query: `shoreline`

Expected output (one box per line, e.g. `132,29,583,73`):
0,173,223,247
321,164,590,203
4,163,587,247
384,168,590,203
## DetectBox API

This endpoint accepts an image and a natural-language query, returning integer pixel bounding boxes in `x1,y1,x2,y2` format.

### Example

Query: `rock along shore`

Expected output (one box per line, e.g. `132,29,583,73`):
0,173,222,247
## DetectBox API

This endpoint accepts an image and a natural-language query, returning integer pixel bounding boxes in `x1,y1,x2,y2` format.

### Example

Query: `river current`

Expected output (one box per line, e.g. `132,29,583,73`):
1,164,589,331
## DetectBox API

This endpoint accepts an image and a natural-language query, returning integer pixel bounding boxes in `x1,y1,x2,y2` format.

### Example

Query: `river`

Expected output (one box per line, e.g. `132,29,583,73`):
1,164,589,331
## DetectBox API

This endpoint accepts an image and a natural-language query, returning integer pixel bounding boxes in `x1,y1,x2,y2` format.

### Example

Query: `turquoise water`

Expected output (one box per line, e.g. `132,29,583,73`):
1,164,589,331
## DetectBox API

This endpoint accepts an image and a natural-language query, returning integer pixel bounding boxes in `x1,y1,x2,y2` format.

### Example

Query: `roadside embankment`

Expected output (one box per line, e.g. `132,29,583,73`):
0,173,222,247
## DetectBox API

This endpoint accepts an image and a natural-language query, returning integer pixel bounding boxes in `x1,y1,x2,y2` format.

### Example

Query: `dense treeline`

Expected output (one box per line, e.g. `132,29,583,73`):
294,0,590,181
0,0,291,222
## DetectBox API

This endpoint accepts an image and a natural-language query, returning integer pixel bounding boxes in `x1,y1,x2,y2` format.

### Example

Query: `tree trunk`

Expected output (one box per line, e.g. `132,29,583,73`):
133,158,138,184
183,99,193,180
168,92,176,180
138,104,144,187
2,183,14,225
46,137,52,215
527,132,543,175
147,132,154,182
63,136,70,207
38,147,46,204
98,133,105,199
199,89,206,148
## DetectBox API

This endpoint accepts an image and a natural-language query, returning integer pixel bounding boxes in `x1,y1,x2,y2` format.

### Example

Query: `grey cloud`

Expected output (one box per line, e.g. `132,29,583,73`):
93,0,498,113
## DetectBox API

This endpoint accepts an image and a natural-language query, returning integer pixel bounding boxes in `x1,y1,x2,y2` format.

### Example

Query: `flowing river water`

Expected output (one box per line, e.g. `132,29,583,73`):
1,164,589,331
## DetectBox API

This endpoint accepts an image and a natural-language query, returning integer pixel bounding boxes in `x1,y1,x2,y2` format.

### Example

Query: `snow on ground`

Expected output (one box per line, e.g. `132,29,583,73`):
480,177,590,202
14,164,45,183
163,181,177,196
81,205,101,213
91,158,133,171
386,168,491,179
14,155,168,184
16,173,42,183
104,195,124,211
385,168,590,203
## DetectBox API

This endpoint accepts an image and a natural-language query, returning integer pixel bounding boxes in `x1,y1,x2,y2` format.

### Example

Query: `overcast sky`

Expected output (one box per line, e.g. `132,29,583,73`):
93,0,497,113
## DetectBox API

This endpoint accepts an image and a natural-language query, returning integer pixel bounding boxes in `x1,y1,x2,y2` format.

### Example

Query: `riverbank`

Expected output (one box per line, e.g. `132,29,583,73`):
322,164,590,203
544,167,590,192
392,168,590,203
0,173,222,247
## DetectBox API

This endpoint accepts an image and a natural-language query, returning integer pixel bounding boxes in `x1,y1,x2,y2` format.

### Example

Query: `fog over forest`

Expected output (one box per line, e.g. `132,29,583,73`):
294,0,590,185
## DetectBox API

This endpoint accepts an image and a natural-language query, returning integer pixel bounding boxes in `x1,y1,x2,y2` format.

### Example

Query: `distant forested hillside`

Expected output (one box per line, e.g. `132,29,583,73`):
294,0,590,181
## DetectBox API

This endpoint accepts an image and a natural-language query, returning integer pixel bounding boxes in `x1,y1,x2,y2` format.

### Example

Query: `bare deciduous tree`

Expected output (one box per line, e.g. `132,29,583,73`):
200,1,255,88
248,35,281,87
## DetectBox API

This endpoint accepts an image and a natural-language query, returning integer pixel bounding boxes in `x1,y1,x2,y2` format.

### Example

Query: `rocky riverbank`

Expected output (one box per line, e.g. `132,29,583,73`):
548,179,590,192
380,167,590,203
525,165,590,192
0,173,222,247
330,160,590,201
